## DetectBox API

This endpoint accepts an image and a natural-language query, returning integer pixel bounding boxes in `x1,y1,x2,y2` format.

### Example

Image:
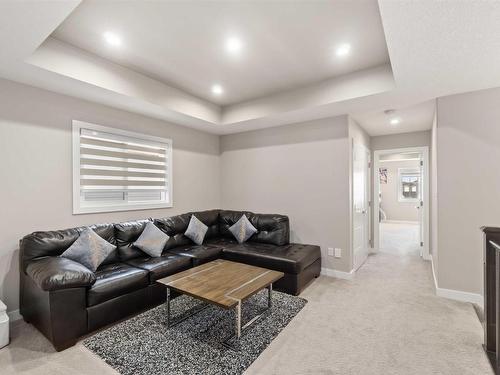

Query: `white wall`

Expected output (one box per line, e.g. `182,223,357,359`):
220,116,352,272
379,160,420,222
0,79,221,314
436,87,500,296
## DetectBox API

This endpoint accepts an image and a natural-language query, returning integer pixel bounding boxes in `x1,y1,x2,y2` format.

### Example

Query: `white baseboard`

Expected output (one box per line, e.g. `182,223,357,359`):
435,287,484,305
321,267,355,280
430,256,484,305
7,309,21,322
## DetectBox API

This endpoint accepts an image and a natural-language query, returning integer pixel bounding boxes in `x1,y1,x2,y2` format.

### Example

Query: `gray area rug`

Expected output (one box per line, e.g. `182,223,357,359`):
84,290,306,375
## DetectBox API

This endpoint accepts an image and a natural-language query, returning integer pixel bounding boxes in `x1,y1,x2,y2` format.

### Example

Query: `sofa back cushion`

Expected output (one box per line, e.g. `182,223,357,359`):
154,209,220,249
114,219,152,261
20,223,117,273
219,210,289,246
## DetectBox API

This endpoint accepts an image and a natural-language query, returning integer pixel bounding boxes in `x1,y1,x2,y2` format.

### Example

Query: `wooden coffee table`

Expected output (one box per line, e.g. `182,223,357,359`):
157,259,284,343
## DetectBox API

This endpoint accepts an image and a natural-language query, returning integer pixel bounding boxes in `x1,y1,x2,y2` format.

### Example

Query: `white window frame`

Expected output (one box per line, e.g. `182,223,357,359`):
398,167,420,202
72,120,173,214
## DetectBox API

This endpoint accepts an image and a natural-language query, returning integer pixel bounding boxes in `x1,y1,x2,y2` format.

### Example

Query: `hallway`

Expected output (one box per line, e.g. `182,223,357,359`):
380,221,420,256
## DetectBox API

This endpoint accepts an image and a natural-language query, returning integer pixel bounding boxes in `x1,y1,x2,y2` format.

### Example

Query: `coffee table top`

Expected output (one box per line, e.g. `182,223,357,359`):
157,259,284,309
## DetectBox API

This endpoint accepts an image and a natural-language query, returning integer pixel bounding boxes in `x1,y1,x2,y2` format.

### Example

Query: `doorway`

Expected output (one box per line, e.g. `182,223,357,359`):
352,142,371,270
373,147,430,259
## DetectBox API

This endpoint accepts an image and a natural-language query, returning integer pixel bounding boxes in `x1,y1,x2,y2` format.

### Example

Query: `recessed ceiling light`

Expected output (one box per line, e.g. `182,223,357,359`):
390,118,401,125
103,32,122,47
225,36,243,55
211,84,224,95
335,43,351,57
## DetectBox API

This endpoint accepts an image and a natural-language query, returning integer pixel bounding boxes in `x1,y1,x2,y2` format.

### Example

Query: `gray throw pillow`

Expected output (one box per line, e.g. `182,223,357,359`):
229,214,258,244
185,215,208,245
61,228,116,272
133,222,169,257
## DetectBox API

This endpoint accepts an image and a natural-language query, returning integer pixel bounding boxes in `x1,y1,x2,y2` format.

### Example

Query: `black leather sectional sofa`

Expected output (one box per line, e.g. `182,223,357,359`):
19,209,321,351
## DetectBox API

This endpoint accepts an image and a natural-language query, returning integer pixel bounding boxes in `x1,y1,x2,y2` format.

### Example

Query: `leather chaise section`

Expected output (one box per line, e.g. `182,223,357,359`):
26,257,96,291
222,242,321,274
125,254,191,283
87,263,149,307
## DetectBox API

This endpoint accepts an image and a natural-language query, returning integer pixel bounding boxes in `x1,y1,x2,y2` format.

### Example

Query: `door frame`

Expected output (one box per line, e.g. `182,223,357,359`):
351,141,371,271
372,146,430,260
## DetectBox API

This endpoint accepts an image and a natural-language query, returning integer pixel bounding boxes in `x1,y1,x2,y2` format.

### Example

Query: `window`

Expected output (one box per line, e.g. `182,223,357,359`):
72,120,172,214
398,168,420,202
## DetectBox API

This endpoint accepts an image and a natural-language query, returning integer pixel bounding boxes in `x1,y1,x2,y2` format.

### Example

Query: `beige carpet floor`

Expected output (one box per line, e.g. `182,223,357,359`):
0,223,492,374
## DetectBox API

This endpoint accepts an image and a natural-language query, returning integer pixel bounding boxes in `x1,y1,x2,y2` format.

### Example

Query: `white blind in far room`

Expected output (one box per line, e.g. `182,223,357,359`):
72,121,172,214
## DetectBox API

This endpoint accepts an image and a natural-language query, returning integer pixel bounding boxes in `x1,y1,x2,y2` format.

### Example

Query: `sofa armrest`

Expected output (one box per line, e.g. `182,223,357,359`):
26,257,96,291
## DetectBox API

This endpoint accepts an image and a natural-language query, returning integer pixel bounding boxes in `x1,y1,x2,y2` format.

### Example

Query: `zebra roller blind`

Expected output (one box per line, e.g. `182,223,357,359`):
72,121,172,214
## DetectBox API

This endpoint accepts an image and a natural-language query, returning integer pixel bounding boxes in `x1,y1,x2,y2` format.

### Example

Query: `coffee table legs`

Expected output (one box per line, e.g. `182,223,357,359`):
166,284,274,348
166,287,171,327
268,283,272,308
235,301,241,338
229,283,273,346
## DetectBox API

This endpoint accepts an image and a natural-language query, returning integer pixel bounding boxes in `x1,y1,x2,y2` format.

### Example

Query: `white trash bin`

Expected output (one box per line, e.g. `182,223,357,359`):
0,300,9,349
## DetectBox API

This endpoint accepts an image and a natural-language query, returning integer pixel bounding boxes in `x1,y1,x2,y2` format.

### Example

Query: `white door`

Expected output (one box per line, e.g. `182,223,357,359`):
418,158,424,256
353,143,370,270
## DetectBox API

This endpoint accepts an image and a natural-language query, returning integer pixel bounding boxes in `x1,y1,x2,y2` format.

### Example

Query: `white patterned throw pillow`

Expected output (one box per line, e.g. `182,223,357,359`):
133,222,169,257
229,215,258,244
185,215,208,245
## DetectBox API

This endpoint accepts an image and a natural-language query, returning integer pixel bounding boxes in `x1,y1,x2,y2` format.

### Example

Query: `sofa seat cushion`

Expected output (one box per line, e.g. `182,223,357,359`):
205,237,238,247
125,255,191,283
87,263,149,307
222,243,321,274
167,244,223,266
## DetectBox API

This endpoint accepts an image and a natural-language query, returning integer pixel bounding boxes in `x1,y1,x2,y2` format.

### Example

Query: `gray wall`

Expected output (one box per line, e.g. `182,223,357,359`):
0,79,221,313
436,87,500,295
371,130,431,151
220,116,352,272
379,160,420,222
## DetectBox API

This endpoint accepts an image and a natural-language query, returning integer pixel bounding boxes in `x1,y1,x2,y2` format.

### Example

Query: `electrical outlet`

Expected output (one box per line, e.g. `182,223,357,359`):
327,247,334,257
334,248,342,258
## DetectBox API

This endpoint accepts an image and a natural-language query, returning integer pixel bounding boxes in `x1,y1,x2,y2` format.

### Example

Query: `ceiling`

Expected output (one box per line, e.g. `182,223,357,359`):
1,1,500,136
52,1,390,106
352,100,436,136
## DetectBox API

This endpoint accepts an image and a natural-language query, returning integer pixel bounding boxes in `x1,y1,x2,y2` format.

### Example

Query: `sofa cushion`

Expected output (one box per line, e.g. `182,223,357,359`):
133,222,169,258
61,228,116,272
167,244,223,266
20,223,118,272
205,237,238,247
87,263,149,307
26,256,96,291
115,219,152,261
184,215,208,245
125,254,191,283
221,243,320,274
154,210,220,250
229,214,258,243
219,210,290,246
